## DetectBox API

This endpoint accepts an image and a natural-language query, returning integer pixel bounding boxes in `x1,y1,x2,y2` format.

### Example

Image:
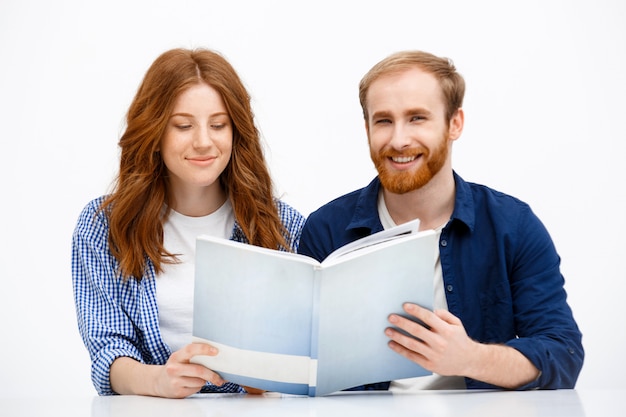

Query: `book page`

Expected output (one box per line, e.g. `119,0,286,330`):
313,230,436,396
323,219,421,262
192,236,317,395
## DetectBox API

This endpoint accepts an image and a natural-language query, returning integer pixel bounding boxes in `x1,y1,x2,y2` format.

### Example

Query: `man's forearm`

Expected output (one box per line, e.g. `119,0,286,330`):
465,342,540,389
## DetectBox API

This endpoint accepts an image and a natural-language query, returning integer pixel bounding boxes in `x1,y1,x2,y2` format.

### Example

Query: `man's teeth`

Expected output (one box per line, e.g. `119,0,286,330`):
392,156,416,163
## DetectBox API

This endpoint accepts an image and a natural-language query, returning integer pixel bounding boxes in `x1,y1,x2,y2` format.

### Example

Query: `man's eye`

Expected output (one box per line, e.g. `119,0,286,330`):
375,119,391,124
411,115,425,122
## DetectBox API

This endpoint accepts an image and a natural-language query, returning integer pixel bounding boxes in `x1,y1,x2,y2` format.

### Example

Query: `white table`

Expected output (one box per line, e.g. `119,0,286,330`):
2,389,621,416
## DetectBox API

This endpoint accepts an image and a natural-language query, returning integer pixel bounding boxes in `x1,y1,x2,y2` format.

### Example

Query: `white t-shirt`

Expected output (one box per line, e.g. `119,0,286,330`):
377,191,465,391
156,199,235,353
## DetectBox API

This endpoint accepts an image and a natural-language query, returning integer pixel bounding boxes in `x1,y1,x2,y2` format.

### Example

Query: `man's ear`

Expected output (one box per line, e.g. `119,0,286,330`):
448,108,464,141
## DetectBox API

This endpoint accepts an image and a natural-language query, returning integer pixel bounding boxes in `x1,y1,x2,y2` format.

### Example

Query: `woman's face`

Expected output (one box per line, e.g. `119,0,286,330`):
161,82,233,196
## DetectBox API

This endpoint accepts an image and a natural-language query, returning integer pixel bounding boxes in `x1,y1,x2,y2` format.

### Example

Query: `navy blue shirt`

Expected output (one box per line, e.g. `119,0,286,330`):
298,172,583,390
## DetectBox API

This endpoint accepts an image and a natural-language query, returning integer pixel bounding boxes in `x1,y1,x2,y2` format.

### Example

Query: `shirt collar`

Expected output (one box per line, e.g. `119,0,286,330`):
450,171,475,232
345,171,476,234
346,177,385,234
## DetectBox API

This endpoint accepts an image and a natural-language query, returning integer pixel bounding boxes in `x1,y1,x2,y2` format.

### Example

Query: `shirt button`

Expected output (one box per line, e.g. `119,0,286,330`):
440,240,448,247
446,285,454,292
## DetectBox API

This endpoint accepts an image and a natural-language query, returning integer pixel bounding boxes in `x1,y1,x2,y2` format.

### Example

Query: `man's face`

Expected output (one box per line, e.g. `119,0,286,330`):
366,68,457,194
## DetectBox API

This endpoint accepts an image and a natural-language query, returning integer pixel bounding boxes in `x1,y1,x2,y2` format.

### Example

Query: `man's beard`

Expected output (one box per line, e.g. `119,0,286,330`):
371,137,449,194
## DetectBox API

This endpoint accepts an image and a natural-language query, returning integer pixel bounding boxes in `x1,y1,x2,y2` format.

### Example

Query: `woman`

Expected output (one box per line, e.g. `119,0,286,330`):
71,48,305,398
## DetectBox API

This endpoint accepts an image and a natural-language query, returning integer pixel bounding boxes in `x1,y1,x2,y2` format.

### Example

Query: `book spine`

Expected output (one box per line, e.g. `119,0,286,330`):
308,266,323,396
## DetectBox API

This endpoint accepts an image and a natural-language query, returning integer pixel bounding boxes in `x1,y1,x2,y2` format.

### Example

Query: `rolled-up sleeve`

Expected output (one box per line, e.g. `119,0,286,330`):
71,199,146,395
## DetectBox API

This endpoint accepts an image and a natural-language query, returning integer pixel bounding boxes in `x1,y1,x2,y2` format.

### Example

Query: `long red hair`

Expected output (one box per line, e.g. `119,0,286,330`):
102,48,288,280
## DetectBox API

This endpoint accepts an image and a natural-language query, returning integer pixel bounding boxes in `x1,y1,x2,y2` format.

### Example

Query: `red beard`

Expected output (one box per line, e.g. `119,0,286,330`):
371,138,448,194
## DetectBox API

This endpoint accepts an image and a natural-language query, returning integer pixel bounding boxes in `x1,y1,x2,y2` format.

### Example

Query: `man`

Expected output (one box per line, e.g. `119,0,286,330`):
298,50,583,391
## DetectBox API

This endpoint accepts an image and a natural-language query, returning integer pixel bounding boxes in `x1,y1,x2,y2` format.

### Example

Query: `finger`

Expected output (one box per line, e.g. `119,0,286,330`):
186,362,226,386
433,308,463,326
385,325,428,354
386,330,431,367
388,312,432,343
167,350,226,387
172,343,219,363
187,342,220,356
403,303,440,329
180,374,214,390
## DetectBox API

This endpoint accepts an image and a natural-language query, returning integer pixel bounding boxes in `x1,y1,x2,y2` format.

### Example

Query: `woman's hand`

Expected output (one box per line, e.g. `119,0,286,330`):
110,342,225,398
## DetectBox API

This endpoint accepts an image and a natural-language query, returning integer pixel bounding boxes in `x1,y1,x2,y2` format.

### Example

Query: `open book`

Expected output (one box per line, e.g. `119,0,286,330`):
191,219,436,396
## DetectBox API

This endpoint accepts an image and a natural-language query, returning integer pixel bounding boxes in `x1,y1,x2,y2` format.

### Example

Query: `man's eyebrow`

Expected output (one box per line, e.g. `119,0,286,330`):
370,108,432,119
404,107,432,116
371,110,392,119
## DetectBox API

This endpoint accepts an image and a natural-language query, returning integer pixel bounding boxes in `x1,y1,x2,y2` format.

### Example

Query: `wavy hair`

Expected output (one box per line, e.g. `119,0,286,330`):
102,48,288,280
359,50,465,124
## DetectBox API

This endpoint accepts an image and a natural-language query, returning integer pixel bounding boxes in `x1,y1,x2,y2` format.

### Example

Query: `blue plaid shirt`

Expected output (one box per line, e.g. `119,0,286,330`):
72,196,306,395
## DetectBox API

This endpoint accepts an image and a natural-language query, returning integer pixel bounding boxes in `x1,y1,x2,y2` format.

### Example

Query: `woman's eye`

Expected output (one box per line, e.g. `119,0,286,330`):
211,124,225,129
176,124,192,130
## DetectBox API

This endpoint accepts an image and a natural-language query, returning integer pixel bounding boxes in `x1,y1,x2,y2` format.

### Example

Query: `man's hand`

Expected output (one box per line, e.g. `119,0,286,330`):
385,303,540,388
385,303,479,377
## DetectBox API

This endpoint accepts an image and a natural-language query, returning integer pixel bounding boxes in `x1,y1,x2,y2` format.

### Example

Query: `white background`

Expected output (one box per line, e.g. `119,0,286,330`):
1,0,624,398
